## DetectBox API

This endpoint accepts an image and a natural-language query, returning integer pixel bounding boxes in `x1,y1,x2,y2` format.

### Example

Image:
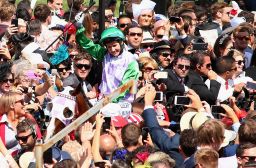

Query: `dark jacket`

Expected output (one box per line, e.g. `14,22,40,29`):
186,71,221,105
142,108,184,168
161,69,187,101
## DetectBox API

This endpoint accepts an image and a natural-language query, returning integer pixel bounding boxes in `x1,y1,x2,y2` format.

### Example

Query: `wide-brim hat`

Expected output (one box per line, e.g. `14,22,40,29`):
150,40,172,53
19,152,35,168
141,31,156,44
180,112,212,131
221,129,237,148
180,111,237,148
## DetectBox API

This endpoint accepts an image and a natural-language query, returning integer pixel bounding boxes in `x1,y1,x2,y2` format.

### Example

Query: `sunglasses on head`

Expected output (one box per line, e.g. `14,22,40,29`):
119,23,130,28
129,32,143,37
156,34,164,39
177,64,190,70
236,36,250,41
15,133,33,142
236,60,245,65
75,63,91,70
142,44,154,49
57,67,71,72
1,78,14,83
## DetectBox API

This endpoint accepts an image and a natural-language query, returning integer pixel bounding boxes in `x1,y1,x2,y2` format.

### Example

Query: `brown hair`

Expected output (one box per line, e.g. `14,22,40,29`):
0,2,16,22
73,47,92,66
238,119,256,144
195,148,219,168
197,119,225,146
121,123,141,148
233,25,251,38
34,4,51,22
210,2,228,18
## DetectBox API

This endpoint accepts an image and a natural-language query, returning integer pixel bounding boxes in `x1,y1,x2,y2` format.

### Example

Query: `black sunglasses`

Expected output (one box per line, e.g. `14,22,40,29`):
75,63,91,70
236,36,250,41
161,52,171,57
15,99,25,106
16,133,33,142
143,67,155,72
236,60,245,65
57,67,71,72
156,34,164,39
142,44,154,49
119,23,130,28
1,78,14,83
128,32,143,37
177,64,190,70
206,63,212,69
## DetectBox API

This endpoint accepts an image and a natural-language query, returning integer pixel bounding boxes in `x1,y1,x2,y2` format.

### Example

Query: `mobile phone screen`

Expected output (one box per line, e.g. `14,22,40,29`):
211,105,225,114
155,92,163,101
102,117,111,132
142,127,149,145
175,96,190,105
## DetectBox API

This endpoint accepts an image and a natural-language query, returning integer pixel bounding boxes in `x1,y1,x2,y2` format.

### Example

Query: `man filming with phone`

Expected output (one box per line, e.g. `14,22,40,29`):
142,84,205,168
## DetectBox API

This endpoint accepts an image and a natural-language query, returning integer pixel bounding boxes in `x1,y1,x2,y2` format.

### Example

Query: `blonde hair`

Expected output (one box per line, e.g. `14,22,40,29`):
146,151,175,168
0,92,20,114
195,148,219,168
138,56,158,70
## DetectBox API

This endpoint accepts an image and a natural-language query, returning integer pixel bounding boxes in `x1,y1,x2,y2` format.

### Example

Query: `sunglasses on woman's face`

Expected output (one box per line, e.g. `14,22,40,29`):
1,78,14,83
57,67,71,72
143,67,155,72
236,60,245,65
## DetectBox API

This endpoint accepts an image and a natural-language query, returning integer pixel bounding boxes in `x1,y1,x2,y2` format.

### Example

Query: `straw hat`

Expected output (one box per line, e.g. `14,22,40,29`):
19,152,35,168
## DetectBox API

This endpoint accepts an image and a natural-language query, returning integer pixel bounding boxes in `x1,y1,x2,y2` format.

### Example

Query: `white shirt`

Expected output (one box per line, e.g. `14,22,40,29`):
233,71,253,85
205,75,234,102
218,155,238,168
0,115,21,154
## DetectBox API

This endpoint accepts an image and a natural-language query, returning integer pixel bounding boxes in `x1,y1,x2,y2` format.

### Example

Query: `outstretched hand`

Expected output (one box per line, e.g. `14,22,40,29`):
144,84,156,106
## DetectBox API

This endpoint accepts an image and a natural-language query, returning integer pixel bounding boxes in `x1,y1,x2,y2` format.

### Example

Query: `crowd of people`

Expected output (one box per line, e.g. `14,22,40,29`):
0,0,256,167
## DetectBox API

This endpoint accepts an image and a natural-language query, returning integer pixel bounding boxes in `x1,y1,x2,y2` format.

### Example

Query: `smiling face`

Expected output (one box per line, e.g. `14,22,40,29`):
234,55,245,74
14,94,26,117
57,63,71,79
0,73,14,94
158,49,174,68
74,59,91,80
105,41,122,57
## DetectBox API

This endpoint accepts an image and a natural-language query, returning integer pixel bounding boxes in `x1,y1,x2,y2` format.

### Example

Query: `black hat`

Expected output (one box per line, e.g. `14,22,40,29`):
150,40,172,53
